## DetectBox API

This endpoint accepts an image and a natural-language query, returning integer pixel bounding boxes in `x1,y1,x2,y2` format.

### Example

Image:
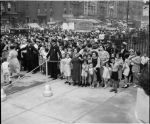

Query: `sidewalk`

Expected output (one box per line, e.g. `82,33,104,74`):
1,73,139,124
1,72,50,95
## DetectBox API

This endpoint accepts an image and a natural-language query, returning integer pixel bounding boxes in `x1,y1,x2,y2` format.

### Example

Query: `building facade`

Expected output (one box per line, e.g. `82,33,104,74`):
0,1,144,25
117,1,143,21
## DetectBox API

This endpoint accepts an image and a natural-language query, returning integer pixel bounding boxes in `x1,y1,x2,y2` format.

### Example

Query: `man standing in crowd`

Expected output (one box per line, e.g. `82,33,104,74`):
20,40,39,73
47,39,62,80
20,39,27,71
32,39,39,73
121,42,128,61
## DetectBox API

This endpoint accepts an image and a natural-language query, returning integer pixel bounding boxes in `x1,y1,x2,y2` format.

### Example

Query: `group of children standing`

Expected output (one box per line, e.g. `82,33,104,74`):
58,47,149,93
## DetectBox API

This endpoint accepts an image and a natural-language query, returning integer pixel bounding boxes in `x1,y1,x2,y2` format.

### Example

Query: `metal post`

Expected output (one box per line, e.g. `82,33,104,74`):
126,0,129,45
46,59,48,78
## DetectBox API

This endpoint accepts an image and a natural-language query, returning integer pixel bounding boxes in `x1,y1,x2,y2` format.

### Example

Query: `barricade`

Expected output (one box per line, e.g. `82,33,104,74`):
1,58,61,101
2,60,48,89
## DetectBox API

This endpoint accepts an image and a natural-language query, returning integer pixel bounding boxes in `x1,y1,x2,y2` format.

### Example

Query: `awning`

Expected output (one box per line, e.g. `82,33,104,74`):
37,14,46,17
75,30,91,32
47,22,56,25
68,18,101,24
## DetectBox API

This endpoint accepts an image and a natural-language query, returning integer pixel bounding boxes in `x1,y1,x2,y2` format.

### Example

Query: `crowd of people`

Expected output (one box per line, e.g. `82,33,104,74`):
1,26,149,93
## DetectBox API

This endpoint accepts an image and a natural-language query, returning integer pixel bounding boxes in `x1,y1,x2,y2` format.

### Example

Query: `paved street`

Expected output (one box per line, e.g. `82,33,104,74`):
1,73,139,124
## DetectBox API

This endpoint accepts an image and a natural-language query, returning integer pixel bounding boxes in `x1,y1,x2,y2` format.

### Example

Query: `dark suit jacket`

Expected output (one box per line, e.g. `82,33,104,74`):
121,48,128,60
47,45,62,61
21,45,39,61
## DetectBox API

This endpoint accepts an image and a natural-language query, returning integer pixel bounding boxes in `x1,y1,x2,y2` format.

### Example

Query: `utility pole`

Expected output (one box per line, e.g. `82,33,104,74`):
126,0,129,28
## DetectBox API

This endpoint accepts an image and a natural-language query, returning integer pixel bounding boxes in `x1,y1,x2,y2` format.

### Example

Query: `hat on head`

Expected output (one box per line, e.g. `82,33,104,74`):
107,40,111,43
94,38,98,42
129,49,134,52
122,42,127,45
64,37,68,41
51,38,56,43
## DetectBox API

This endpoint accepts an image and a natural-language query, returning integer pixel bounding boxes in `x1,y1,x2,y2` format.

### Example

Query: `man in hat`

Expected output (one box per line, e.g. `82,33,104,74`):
47,39,62,80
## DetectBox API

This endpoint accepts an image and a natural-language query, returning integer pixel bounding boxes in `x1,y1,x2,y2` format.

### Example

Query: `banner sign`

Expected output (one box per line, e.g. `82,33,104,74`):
75,21,93,31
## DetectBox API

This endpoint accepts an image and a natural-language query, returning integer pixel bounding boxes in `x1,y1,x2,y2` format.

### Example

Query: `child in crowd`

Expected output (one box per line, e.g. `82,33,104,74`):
64,53,72,84
110,57,119,93
88,63,96,88
81,60,89,87
59,46,65,56
115,53,123,83
82,54,88,62
102,62,111,88
87,54,92,64
131,51,141,87
122,54,130,88
140,53,149,71
60,53,66,79
67,47,73,58
42,48,49,74
64,48,68,55
1,58,11,85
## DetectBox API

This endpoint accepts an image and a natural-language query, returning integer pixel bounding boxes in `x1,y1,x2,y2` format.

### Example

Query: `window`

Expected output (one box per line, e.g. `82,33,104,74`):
84,1,97,15
84,1,88,15
37,2,40,8
64,2,66,5
44,2,47,9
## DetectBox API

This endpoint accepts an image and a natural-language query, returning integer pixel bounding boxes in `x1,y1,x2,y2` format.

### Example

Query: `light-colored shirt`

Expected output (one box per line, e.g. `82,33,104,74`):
131,56,141,73
111,62,119,72
141,56,149,65
34,44,38,49
99,34,105,40
98,50,110,65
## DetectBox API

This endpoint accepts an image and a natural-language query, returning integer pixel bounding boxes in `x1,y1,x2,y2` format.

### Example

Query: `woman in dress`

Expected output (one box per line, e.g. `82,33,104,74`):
128,49,136,84
71,48,82,86
7,44,20,76
92,51,100,87
98,45,110,86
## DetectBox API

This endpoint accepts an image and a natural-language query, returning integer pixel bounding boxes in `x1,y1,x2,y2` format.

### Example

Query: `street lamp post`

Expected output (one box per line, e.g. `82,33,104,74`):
126,0,129,29
126,0,130,47
7,2,11,26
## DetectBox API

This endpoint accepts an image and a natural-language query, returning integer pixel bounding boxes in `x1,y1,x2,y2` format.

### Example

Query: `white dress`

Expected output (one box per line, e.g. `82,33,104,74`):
64,58,71,77
102,66,111,79
1,61,9,74
60,58,66,74
123,60,130,76
89,67,94,75
1,61,10,83
81,64,88,77
7,49,20,74
141,56,149,65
